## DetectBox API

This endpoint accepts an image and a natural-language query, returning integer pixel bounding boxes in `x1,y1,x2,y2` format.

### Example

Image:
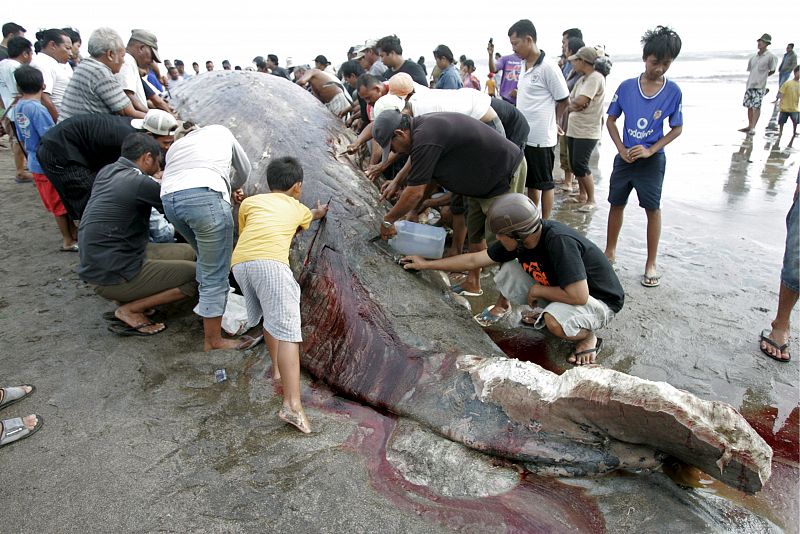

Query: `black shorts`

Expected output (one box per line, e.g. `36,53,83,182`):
566,137,598,178
607,152,666,210
37,144,96,221
523,145,555,191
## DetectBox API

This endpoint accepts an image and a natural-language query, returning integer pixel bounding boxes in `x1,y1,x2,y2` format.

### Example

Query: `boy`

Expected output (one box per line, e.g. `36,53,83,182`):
13,65,78,251
776,65,799,148
231,157,328,434
604,26,683,288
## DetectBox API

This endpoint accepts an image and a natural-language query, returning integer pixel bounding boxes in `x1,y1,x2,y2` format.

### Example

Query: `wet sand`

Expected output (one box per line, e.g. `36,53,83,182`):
0,100,797,532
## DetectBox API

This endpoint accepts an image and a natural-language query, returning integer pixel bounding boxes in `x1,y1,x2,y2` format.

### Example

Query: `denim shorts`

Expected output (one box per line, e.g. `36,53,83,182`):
162,188,234,318
608,152,667,210
782,192,799,293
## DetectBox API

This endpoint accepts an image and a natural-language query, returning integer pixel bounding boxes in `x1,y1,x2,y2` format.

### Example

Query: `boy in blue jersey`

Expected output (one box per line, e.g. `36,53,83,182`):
603,26,683,288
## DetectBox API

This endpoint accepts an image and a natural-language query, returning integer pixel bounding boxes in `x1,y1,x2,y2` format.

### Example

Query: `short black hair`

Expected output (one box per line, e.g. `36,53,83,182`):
376,35,402,56
192,61,199,67
121,132,161,162
508,19,537,42
7,36,32,58
62,27,81,45
641,26,682,61
2,22,25,39
356,72,381,90
36,28,69,50
562,28,582,39
266,156,304,191
464,59,475,70
175,59,184,66
205,60,213,65
14,65,44,94
341,59,364,79
566,37,585,56
267,54,279,64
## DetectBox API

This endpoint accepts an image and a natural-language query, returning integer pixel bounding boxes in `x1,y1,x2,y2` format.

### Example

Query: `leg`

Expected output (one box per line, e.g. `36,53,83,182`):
526,187,540,208
576,173,596,208
644,208,662,279
276,341,304,413
116,288,188,334
604,205,625,263
542,313,600,365
264,329,281,380
54,215,78,249
761,282,798,361
448,214,467,257
540,189,554,220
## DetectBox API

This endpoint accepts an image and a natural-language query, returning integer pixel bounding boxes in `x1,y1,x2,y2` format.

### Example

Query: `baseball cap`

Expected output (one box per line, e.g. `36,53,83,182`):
387,72,415,98
372,109,404,162
568,45,599,64
314,54,330,65
488,193,542,239
354,39,377,60
373,94,406,120
131,109,177,136
130,29,161,63
758,33,772,44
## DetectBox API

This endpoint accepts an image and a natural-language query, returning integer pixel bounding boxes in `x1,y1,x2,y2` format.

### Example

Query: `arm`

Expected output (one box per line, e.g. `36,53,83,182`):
148,93,173,113
346,122,374,153
403,249,496,273
567,95,590,112
124,90,149,113
606,115,633,163
529,279,589,307
117,104,146,119
310,200,329,220
379,157,412,201
295,69,315,86
554,98,568,134
488,43,497,73
384,183,425,224
627,125,683,161
41,93,59,122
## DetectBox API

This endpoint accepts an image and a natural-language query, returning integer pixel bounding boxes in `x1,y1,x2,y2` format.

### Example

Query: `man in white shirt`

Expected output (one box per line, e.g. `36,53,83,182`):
117,29,162,115
508,19,569,220
740,33,779,134
30,28,73,121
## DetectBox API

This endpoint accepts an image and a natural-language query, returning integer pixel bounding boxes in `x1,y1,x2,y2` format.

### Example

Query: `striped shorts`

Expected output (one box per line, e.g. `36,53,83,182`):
232,259,302,342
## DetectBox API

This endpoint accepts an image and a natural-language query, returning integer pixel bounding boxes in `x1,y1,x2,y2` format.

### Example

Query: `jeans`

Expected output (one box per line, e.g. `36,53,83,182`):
782,191,799,293
162,188,233,318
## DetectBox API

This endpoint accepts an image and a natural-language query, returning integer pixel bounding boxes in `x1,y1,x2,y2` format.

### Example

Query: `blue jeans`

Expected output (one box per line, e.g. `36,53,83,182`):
162,188,233,318
782,192,799,293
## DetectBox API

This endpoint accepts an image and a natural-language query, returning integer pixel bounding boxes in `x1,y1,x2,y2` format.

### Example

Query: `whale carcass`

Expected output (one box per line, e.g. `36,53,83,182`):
171,72,772,493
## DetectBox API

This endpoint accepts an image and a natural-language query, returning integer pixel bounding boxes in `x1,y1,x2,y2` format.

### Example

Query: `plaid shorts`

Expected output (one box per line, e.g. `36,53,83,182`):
742,88,766,109
232,259,302,342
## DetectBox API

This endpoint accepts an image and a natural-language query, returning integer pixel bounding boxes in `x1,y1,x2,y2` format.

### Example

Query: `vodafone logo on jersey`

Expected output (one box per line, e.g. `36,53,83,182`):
636,117,649,129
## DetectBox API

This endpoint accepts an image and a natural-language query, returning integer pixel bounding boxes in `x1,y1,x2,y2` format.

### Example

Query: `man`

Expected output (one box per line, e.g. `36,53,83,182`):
166,66,182,90
355,39,387,77
175,59,191,79
740,33,778,134
295,67,353,117
0,22,25,61
777,66,800,147
560,28,583,77
60,27,145,120
402,193,623,365
778,43,797,92
222,59,231,71
117,29,161,115
30,28,73,121
78,133,197,336
373,109,526,296
192,61,200,75
313,55,335,74
488,38,523,105
266,54,291,80
0,36,34,183
205,60,214,72
375,35,428,86
432,44,461,89
509,19,569,221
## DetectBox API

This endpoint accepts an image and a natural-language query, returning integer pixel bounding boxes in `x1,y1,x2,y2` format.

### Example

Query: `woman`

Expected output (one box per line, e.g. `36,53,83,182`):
160,122,255,351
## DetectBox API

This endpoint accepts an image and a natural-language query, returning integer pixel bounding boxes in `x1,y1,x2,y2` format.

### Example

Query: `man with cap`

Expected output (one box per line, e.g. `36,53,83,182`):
374,109,526,297
117,29,161,115
740,33,778,134
61,27,146,120
355,39,387,77
432,45,462,90
402,193,623,365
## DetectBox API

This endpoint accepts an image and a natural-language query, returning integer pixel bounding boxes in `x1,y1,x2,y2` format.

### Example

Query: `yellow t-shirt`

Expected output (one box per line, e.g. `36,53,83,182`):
779,79,799,113
231,193,313,267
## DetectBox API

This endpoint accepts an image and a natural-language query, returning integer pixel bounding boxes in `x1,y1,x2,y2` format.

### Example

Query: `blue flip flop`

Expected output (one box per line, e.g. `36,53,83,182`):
451,283,483,297
473,305,510,327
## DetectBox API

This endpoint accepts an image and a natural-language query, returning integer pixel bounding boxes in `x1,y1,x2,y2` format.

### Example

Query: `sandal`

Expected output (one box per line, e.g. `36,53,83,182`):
473,305,510,327
520,310,543,327
451,283,483,297
0,385,35,411
0,415,44,448
278,406,312,434
107,321,166,336
568,338,604,365
760,329,791,362
641,274,661,287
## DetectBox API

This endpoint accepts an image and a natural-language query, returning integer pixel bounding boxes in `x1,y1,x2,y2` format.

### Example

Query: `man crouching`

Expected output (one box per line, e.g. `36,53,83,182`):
402,193,624,365
78,133,197,336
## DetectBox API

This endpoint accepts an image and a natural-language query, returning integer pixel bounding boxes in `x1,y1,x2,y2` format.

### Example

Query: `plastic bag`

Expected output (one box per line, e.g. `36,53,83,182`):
221,289,254,336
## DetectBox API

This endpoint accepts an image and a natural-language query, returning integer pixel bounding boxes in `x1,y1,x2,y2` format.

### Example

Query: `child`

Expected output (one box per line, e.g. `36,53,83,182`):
604,26,683,288
230,157,328,434
776,66,799,148
485,72,496,97
13,65,78,251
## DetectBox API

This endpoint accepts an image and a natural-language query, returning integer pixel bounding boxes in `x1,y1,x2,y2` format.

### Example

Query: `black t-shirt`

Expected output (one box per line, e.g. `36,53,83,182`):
38,114,136,170
271,67,292,80
77,157,164,285
406,113,524,198
487,220,624,313
490,97,530,149
383,59,428,86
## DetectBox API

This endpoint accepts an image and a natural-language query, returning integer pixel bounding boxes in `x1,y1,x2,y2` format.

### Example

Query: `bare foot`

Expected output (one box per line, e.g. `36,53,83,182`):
568,335,602,365
115,307,161,332
760,326,791,361
204,338,246,352
278,405,311,434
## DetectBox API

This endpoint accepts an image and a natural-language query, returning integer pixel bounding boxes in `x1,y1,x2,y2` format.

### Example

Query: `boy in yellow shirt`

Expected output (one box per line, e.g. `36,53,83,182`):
231,156,328,433
777,66,799,148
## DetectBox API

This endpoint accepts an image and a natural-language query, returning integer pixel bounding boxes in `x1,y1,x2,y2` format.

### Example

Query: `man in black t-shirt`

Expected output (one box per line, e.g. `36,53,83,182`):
402,193,623,365
376,35,428,86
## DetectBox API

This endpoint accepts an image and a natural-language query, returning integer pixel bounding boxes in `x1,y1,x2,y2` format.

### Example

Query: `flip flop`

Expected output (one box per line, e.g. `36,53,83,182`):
520,310,543,328
451,283,483,297
107,321,166,336
0,415,44,448
0,385,35,411
569,338,604,365
473,305,510,327
59,244,79,252
102,310,156,323
641,274,661,287
237,335,264,351
760,329,791,362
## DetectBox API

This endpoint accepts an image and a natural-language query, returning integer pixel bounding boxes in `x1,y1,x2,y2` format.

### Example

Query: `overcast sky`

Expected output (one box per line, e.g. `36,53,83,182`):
7,2,797,69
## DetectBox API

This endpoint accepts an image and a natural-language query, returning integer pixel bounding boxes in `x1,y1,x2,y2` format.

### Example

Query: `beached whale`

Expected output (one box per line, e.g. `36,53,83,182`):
171,72,771,493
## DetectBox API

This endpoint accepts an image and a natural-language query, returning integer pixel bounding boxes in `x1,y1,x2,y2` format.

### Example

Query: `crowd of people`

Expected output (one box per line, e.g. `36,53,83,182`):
0,18,796,447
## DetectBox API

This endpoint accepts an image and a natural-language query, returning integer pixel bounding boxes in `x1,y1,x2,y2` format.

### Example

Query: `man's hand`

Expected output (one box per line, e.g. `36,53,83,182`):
487,42,495,55
344,141,361,154
401,255,427,271
366,162,387,181
232,188,245,204
380,178,400,202
626,145,653,161
527,284,540,309
380,220,397,240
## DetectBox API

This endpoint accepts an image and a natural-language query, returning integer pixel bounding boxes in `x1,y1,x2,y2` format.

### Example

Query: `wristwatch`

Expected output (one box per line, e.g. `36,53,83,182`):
382,220,393,229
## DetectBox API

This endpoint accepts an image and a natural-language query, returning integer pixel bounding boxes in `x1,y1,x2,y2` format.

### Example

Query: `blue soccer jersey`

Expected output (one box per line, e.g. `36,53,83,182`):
607,76,683,151
14,99,54,174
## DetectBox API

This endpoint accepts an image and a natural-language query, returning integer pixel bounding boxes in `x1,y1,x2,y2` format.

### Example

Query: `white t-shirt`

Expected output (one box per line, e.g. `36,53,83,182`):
516,52,569,147
0,58,20,121
30,53,73,111
116,53,147,109
409,87,490,119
